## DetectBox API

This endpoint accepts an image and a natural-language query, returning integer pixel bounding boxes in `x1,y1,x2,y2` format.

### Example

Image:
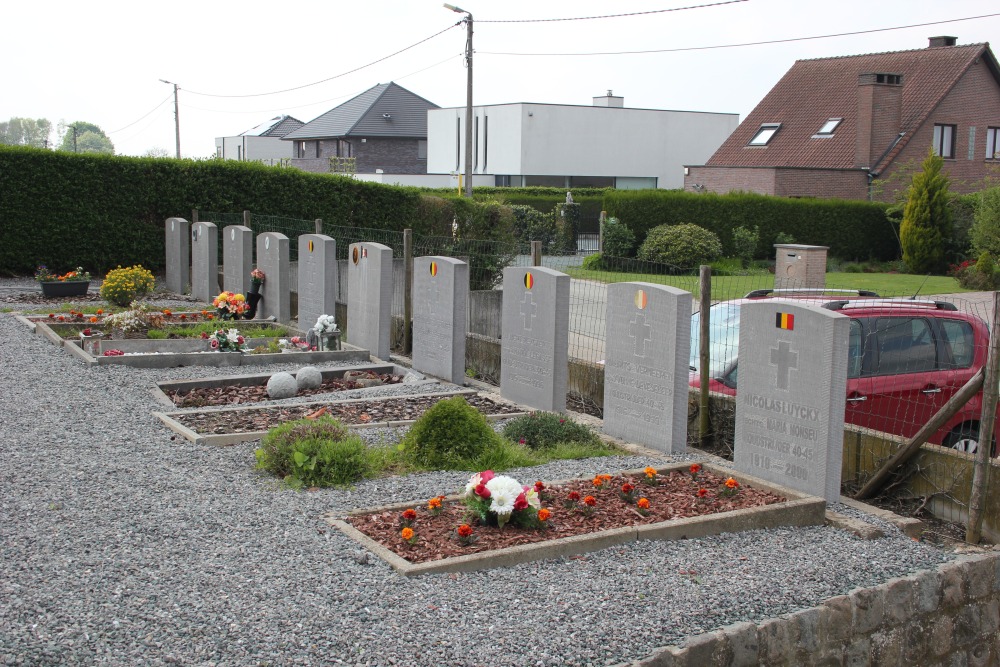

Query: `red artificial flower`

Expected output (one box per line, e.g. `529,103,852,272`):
236,336,245,344
479,470,495,484
697,488,708,498
457,524,473,538
474,483,491,499
57,316,65,322
179,314,187,320
201,332,209,339
82,328,92,336
567,491,581,502
210,339,219,349
513,492,528,511
402,508,417,521
48,313,54,318
690,463,702,476
622,482,635,494
534,480,545,492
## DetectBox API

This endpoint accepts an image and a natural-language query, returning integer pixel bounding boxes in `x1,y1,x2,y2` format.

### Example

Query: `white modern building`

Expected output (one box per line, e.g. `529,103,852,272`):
215,115,304,164
426,92,739,189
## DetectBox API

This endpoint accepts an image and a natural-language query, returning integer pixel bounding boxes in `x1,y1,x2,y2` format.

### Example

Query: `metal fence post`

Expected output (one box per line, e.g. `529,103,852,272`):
699,265,712,449
598,210,606,254
531,241,542,267
403,228,413,355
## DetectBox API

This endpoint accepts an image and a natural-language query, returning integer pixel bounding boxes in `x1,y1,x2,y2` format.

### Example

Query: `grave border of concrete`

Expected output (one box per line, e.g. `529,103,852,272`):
327,462,826,577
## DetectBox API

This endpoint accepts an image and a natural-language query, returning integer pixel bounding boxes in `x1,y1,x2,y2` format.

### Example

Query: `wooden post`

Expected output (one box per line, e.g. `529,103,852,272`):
855,368,985,500
242,210,251,227
403,228,413,355
699,265,712,449
531,241,542,267
314,218,323,235
598,210,606,254
191,209,199,223
967,292,1000,543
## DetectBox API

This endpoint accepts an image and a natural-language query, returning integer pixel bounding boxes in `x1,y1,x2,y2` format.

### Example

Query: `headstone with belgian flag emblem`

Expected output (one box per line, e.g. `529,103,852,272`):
346,241,392,360
297,234,337,331
412,256,468,384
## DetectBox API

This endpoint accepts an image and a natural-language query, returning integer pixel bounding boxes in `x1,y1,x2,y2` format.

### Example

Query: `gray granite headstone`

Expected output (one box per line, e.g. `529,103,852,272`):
190,221,219,303
256,232,290,323
165,217,190,294
222,225,253,295
297,234,337,331
500,266,569,413
412,256,469,385
603,282,691,453
346,242,392,360
734,301,848,503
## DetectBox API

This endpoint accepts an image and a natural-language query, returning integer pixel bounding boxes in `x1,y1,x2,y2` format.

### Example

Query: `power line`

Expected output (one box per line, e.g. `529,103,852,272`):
106,94,174,134
479,12,1000,56
479,0,746,23
184,22,461,99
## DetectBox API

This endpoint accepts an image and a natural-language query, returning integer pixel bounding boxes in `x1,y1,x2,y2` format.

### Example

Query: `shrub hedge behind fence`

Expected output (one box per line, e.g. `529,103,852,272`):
602,189,899,261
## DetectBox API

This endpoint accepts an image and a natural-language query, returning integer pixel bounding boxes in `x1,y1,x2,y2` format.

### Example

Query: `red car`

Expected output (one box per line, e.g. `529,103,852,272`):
689,290,996,455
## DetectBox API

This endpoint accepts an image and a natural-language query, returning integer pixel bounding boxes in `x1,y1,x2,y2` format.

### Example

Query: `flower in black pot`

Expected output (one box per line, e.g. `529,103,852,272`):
248,268,265,294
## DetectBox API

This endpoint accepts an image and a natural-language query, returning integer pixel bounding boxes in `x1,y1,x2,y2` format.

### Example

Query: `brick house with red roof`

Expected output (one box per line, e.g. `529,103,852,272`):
684,37,1000,202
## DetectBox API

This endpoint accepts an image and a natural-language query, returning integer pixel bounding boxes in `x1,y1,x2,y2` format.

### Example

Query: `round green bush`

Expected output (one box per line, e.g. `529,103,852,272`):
637,223,723,269
501,412,601,450
255,416,371,486
100,264,155,306
399,395,505,469
602,221,636,259
581,253,604,271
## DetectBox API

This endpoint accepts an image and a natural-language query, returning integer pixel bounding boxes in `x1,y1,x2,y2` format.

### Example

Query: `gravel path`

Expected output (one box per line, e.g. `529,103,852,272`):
0,285,957,666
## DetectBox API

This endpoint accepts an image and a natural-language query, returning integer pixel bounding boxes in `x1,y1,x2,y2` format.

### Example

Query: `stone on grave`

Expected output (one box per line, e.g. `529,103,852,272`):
222,225,253,295
602,282,691,454
412,256,469,385
403,370,425,384
346,242,393,360
297,234,337,330
266,372,298,399
296,366,323,391
499,266,570,412
190,222,219,303
256,233,290,322
165,217,190,294
733,300,848,503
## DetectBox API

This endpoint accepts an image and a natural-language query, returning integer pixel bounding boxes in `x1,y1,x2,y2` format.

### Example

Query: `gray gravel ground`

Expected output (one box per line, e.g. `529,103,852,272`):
0,284,957,666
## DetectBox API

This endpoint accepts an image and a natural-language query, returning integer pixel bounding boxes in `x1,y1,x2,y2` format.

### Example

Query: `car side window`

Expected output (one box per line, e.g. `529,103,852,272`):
848,319,862,378
874,317,936,375
938,319,975,369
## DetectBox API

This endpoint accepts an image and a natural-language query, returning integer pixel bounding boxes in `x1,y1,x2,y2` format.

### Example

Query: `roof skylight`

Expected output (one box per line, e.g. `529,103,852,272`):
748,123,781,146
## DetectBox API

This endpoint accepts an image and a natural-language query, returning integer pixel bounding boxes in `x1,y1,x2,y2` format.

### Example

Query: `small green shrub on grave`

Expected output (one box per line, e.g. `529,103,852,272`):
637,223,723,269
502,412,602,450
255,416,373,487
399,395,505,469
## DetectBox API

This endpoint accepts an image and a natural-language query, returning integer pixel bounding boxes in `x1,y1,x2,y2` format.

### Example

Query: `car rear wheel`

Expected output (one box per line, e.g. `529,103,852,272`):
943,424,997,457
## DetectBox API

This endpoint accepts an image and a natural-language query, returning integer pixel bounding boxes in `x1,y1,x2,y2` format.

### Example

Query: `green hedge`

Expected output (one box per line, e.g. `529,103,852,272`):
422,186,608,233
601,190,899,261
0,146,436,276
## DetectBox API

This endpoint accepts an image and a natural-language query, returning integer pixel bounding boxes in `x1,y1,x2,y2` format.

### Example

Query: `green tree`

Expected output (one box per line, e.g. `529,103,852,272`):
970,186,1000,258
58,121,114,154
0,117,52,147
900,148,952,273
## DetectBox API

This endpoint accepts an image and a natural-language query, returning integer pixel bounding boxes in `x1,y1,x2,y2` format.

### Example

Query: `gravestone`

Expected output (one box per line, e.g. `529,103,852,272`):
603,282,691,453
346,242,392,360
165,217,190,294
190,222,219,302
500,266,569,412
222,225,253,295
297,234,337,331
734,300,848,502
256,232,290,323
412,256,469,385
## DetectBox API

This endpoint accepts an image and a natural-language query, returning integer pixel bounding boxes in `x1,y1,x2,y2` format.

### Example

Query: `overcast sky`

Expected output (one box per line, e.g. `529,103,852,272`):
5,0,1000,158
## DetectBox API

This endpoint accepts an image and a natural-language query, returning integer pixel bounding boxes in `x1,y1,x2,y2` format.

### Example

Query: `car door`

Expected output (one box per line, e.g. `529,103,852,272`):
857,316,958,439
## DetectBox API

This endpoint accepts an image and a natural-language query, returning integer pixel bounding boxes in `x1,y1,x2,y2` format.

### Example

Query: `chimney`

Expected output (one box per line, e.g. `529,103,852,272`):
928,36,957,48
592,90,624,108
855,73,903,169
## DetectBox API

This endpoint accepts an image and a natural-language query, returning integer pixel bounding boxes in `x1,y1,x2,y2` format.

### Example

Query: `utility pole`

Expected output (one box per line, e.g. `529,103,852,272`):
71,125,79,153
444,4,473,198
160,79,181,158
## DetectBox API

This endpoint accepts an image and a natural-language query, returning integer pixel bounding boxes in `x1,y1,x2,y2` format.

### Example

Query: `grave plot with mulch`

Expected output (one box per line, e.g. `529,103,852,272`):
168,393,526,436
165,372,404,408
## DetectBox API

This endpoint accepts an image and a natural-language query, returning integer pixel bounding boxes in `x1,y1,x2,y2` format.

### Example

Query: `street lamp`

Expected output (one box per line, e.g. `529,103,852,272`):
444,3,473,198
159,79,181,159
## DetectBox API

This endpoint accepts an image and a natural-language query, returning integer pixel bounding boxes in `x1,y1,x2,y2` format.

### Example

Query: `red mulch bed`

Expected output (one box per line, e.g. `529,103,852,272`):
166,372,404,408
346,468,786,564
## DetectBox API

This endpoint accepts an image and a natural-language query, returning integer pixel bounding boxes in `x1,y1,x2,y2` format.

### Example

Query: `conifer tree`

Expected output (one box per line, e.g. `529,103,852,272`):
900,148,952,273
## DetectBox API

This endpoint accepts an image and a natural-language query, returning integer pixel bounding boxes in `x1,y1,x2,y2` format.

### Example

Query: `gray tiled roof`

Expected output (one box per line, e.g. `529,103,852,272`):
242,115,304,138
283,82,439,140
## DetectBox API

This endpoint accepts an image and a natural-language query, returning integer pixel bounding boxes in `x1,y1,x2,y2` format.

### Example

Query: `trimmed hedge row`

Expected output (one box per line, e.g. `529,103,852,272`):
602,190,898,261
0,146,435,276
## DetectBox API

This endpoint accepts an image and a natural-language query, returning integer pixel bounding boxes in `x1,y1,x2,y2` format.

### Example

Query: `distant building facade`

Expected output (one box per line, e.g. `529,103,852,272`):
215,115,303,164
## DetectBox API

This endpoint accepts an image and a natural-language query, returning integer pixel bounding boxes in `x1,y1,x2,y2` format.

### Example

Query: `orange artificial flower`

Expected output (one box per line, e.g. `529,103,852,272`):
457,524,473,538
401,527,414,540
179,314,187,320
537,508,551,522
57,316,65,322
583,495,597,507
207,314,214,320
96,309,103,315
637,498,650,510
725,478,740,490
163,309,171,316
427,497,442,511
89,316,98,323
644,466,657,478
592,476,604,488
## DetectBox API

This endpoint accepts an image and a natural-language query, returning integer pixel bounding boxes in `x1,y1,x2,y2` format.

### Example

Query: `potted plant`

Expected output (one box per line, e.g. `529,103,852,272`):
245,268,265,318
212,291,249,320
35,265,91,297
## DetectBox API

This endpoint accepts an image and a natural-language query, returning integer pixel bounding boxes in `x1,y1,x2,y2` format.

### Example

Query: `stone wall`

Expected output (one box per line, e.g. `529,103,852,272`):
620,551,1000,667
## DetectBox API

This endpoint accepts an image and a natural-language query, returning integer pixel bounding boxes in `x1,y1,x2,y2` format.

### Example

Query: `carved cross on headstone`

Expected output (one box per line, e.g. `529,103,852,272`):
770,340,798,390
520,292,537,330
628,313,652,357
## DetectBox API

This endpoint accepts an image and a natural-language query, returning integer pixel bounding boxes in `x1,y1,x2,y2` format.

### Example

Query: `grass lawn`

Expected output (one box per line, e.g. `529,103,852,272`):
565,267,970,301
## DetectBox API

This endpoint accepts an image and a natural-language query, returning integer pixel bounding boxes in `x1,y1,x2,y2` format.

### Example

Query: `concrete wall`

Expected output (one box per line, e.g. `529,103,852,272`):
215,135,292,162
623,551,1000,667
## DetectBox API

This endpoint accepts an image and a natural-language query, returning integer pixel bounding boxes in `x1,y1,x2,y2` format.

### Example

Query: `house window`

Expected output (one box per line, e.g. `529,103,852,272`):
337,139,352,158
814,118,842,137
296,141,307,159
474,116,479,171
748,123,781,146
483,116,488,171
456,118,461,170
933,124,956,158
987,127,1000,160
417,140,427,160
